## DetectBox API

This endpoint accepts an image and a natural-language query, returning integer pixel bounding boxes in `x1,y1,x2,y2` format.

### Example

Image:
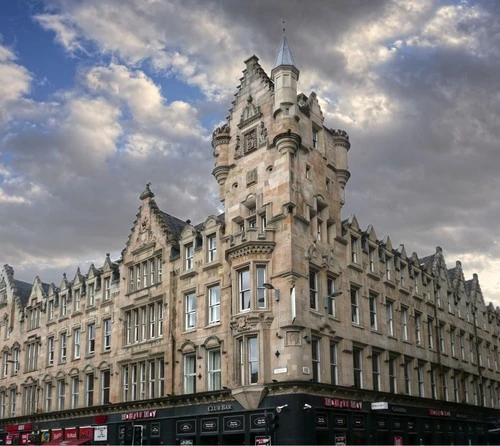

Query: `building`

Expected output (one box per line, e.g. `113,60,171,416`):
1,34,500,446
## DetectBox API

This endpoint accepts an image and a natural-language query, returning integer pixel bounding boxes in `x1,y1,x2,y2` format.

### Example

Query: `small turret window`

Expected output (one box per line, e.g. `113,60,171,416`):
312,129,318,149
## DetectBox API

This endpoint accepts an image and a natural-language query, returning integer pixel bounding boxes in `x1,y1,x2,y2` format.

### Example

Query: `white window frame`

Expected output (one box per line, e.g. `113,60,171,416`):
185,292,196,330
208,349,222,391
208,285,221,325
185,244,194,271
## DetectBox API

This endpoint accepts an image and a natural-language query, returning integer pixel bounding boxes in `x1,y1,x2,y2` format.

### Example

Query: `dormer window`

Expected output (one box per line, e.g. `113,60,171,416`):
351,236,359,264
61,295,67,317
104,277,111,301
185,244,194,271
74,289,81,311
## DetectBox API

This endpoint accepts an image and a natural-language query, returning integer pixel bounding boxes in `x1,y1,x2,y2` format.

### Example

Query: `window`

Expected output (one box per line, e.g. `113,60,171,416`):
401,307,408,341
400,263,406,287
0,391,5,418
101,370,110,404
125,301,163,344
369,293,378,330
431,367,437,399
469,336,475,363
238,336,259,385
460,332,466,360
404,360,412,395
12,347,19,374
351,287,360,324
415,312,422,345
48,300,54,321
139,361,146,400
57,380,65,411
450,328,456,357
351,236,358,263
131,364,138,400
372,352,380,391
439,324,446,353
427,318,434,349
368,246,376,273
87,323,96,355
184,354,196,394
103,319,112,351
386,300,394,336
26,342,38,372
136,264,141,289
472,377,479,405
1,352,8,377
149,304,156,338
330,342,338,385
447,292,453,313
71,377,79,409
73,328,81,359
104,277,111,301
142,262,148,288
45,382,52,412
385,256,392,280
48,336,55,366
61,294,67,316
327,277,337,317
207,235,217,262
60,332,67,362
256,266,266,309
463,376,469,403
129,267,135,292
353,348,363,389
122,366,129,401
414,273,419,295
9,388,16,417
417,364,425,397
23,385,36,415
442,370,449,401
466,303,470,322
208,349,222,391
436,287,441,307
312,129,318,149
389,357,397,393
185,292,196,330
453,374,460,402
88,283,95,307
309,270,318,310
149,258,156,285
239,268,250,311
312,338,321,382
208,285,220,324
158,257,163,282
185,244,194,271
74,289,81,311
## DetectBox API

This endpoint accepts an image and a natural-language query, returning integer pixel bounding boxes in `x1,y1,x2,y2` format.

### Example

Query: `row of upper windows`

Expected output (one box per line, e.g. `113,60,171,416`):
124,301,164,345
183,234,217,272
128,255,163,293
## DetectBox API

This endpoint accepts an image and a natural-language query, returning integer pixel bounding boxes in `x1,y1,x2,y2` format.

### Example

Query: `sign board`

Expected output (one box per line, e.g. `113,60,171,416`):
151,422,160,437
335,433,346,445
180,440,193,445
94,426,108,442
371,402,388,410
255,436,271,445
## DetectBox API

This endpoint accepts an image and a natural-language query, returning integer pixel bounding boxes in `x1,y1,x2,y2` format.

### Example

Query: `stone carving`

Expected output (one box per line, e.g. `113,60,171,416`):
239,95,261,128
246,168,257,186
244,128,257,154
286,331,301,346
259,121,268,146
234,135,243,159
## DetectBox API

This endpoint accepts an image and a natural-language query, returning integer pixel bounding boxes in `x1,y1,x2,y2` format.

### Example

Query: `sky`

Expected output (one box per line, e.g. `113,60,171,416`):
1,0,499,305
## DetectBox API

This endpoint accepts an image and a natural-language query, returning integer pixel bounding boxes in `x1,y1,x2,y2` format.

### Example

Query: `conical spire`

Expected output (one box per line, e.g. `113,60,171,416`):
274,27,296,68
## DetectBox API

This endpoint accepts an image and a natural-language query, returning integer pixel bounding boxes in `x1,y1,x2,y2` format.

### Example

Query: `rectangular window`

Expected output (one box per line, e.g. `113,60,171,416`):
48,300,54,320
122,365,129,402
239,268,251,311
431,367,437,399
26,342,38,372
126,312,131,345
330,342,338,385
150,258,156,285
463,376,469,403
460,332,466,360
312,129,318,149
131,365,138,400
418,364,425,397
439,324,446,353
104,277,111,301
326,277,337,317
103,319,112,351
415,312,422,345
73,328,81,359
442,371,449,401
148,360,155,399
88,283,95,306
185,292,196,330
142,262,148,288
0,392,4,418
401,307,409,341
158,302,164,337
247,337,259,384
141,307,147,341
312,338,321,382
353,348,363,389
369,247,375,273
372,352,380,391
470,337,475,363
9,388,16,416
48,336,55,366
208,234,217,262
453,374,460,402
400,264,406,287
149,304,156,338
389,358,397,394
1,352,8,377
101,370,110,404
60,332,67,362
45,383,52,412
184,354,196,394
208,285,221,324
369,293,378,330
129,267,135,292
61,295,67,316
185,244,194,271
157,257,163,283
351,236,358,263
58,380,65,411
208,349,222,391
74,289,81,312
386,300,394,336
385,256,392,280
351,287,360,324
309,270,318,310
87,323,96,354
427,318,434,349
71,377,79,409
404,360,412,395
256,266,266,309
139,362,146,400
12,347,19,374
136,264,141,289
414,273,419,295
450,328,456,357
158,359,165,396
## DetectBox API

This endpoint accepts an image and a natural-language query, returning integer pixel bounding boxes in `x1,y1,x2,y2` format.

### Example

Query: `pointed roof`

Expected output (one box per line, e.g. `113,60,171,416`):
274,31,297,68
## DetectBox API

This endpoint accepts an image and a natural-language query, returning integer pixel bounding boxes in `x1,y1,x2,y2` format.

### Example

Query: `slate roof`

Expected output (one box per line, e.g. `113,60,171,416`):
419,254,435,267
274,34,297,68
158,211,189,240
13,279,32,306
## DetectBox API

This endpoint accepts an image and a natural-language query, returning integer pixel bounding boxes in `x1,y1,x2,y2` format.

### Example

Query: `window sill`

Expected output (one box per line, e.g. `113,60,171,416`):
180,270,197,280
206,322,221,328
351,323,364,330
383,279,395,289
370,329,382,336
203,261,222,272
85,354,95,360
366,271,380,281
72,310,83,317
348,263,363,273
102,350,111,355
402,340,412,345
387,335,397,340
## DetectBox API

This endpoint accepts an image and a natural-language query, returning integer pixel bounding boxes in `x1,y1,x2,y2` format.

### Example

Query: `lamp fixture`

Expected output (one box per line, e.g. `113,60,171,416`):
323,290,343,308
263,283,281,302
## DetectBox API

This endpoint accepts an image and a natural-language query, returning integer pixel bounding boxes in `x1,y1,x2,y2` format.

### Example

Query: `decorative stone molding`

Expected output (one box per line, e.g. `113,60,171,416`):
226,241,275,261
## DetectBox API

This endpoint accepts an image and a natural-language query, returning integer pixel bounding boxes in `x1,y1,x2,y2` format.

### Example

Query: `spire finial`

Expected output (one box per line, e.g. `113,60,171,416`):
282,20,286,35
